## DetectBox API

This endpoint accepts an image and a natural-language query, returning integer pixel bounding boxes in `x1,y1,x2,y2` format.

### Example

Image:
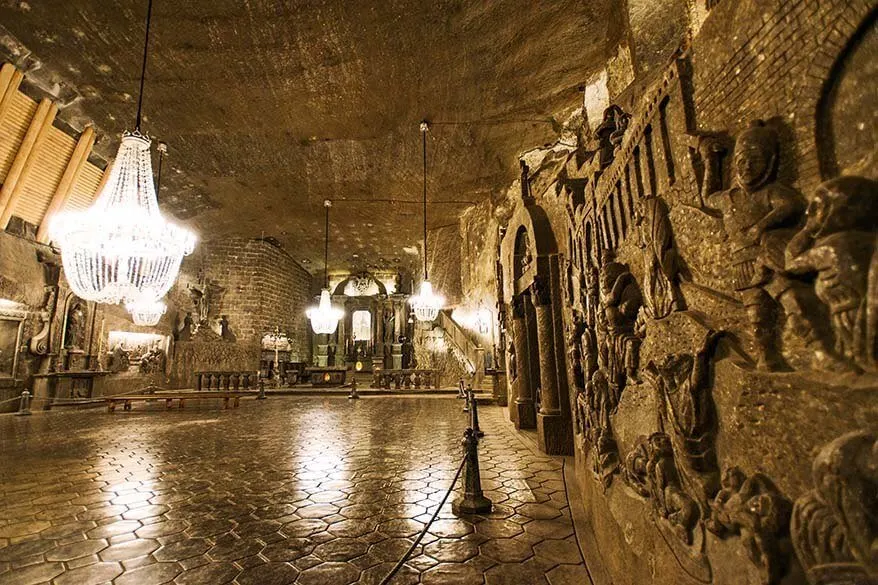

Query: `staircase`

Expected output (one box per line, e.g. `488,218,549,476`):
435,310,490,391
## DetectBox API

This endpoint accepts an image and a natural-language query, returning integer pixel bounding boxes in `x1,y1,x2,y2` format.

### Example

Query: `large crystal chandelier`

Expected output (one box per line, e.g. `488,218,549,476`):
409,122,444,322
50,0,195,305
306,200,343,334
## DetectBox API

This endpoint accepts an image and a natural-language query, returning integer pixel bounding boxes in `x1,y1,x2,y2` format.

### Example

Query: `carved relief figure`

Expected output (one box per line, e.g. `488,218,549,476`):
785,176,878,371
643,330,723,510
791,430,878,585
698,120,835,371
707,467,793,585
634,196,686,319
625,433,701,545
579,368,621,487
598,250,643,384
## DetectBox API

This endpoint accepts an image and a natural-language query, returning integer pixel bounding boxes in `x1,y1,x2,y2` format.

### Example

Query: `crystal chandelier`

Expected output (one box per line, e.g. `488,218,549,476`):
50,0,195,305
306,200,343,334
126,297,166,326
410,122,444,322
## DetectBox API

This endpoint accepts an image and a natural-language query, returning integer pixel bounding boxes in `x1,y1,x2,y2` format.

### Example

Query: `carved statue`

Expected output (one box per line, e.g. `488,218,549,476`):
785,176,878,372
596,105,625,168
176,312,193,342
64,300,86,350
139,347,166,374
219,315,236,342
634,196,685,319
598,250,643,384
383,306,396,345
791,430,878,585
327,344,336,366
707,467,793,585
698,120,837,371
506,338,517,381
643,330,723,511
107,343,129,373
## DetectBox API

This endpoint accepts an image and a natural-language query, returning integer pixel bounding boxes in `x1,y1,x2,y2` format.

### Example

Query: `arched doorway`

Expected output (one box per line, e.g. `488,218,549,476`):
500,204,574,455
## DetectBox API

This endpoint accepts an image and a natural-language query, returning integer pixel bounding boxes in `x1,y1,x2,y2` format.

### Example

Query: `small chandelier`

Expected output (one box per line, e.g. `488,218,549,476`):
50,0,195,305
306,200,343,334
409,121,444,322
126,297,166,326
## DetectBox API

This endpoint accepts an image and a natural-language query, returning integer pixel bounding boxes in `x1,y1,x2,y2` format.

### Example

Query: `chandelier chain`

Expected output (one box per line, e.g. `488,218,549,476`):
422,121,428,281
135,0,154,131
323,200,330,289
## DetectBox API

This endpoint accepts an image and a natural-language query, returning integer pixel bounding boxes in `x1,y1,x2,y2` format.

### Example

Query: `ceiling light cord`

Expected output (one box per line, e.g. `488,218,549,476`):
323,200,331,290
421,121,429,282
134,0,153,131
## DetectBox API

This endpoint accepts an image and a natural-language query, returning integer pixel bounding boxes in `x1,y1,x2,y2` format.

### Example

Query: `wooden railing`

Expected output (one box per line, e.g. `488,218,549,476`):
194,371,256,391
371,369,438,390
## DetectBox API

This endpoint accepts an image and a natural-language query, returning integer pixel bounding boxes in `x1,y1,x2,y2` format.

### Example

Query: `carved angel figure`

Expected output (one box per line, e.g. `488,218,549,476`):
634,196,685,320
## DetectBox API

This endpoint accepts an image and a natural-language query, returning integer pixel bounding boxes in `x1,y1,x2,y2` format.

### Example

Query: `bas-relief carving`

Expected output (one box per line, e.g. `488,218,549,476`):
791,430,878,585
635,196,686,320
785,176,878,373
63,299,86,350
695,120,853,372
708,467,793,585
28,251,61,357
644,330,723,511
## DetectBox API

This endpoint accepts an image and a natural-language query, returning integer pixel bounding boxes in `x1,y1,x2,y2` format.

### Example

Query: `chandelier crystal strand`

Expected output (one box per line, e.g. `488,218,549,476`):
410,121,444,322
306,200,343,335
49,0,195,305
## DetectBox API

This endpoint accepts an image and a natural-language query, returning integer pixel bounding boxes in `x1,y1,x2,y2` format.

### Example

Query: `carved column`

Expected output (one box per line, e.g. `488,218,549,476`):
531,275,572,455
510,295,536,429
531,279,560,416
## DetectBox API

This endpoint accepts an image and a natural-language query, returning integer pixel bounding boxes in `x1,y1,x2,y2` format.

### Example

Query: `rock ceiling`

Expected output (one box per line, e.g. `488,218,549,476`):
0,0,621,274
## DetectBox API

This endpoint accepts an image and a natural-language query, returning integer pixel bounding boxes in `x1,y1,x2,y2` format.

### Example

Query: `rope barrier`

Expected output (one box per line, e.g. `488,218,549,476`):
378,454,467,585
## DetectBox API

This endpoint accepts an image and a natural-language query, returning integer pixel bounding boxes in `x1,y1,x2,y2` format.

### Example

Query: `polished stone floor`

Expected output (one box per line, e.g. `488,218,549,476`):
0,396,588,585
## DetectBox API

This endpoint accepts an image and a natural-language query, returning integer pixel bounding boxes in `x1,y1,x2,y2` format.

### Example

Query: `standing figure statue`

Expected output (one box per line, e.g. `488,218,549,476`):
64,300,86,350
698,120,839,370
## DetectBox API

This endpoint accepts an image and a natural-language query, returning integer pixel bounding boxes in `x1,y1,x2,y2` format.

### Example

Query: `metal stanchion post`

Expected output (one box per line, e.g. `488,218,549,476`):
257,378,266,400
348,376,360,399
457,378,466,399
452,427,492,515
469,389,484,438
16,391,32,416
463,389,470,412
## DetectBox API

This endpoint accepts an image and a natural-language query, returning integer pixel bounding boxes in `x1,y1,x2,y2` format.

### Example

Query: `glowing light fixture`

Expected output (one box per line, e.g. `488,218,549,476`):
306,200,343,334
125,296,166,326
50,0,195,305
409,122,444,322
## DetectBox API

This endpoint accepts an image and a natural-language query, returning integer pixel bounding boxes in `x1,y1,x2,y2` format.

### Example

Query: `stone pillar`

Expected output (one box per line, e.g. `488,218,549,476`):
531,276,570,455
511,296,536,429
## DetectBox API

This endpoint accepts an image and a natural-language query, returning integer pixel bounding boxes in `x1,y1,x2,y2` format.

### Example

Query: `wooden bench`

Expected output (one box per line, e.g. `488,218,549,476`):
106,391,251,412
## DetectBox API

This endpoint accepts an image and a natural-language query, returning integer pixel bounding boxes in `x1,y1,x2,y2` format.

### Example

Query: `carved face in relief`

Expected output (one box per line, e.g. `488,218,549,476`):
734,141,772,189
806,176,878,237
733,121,778,190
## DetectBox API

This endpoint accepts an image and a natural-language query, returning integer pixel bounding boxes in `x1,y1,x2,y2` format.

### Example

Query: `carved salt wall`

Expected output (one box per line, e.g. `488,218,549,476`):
485,1,878,584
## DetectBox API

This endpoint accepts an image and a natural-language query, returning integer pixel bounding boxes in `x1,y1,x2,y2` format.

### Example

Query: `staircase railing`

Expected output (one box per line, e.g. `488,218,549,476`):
436,310,486,388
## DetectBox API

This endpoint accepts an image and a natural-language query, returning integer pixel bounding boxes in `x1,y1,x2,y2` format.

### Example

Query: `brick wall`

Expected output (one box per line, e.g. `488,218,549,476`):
201,238,312,360
692,0,875,193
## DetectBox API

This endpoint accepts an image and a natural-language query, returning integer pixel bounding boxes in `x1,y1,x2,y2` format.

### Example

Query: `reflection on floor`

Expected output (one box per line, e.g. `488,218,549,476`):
0,396,588,584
